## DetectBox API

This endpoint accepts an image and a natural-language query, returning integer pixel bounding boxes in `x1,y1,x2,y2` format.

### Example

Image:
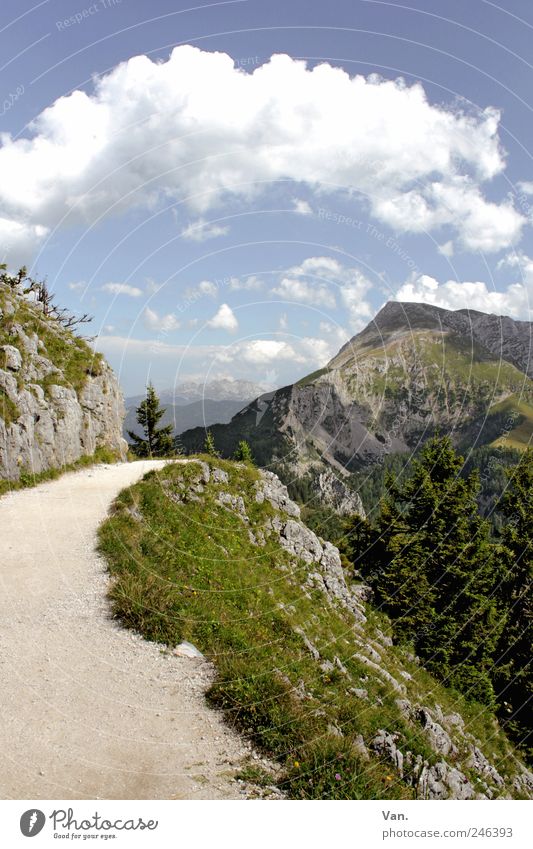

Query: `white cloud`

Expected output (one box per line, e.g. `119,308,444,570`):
273,276,337,307
394,270,531,318
143,306,180,332
0,46,522,260
292,198,312,215
180,217,229,241
229,275,263,291
227,339,299,364
271,255,372,328
197,280,218,297
207,303,238,332
68,281,85,291
438,240,454,258
279,312,288,331
102,282,143,297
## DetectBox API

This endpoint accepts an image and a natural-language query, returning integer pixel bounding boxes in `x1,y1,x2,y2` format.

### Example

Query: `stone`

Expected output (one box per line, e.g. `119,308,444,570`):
173,641,204,658
355,653,406,693
315,468,366,517
467,747,504,786
216,491,248,520
1,345,22,371
349,688,369,700
416,707,457,758
371,730,404,778
257,471,301,517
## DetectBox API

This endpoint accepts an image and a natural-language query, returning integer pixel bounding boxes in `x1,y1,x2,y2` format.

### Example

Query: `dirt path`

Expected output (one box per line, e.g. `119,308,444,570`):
0,461,258,800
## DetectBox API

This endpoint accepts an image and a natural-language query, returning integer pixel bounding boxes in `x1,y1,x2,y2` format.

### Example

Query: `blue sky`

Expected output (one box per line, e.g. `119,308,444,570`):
1,0,533,395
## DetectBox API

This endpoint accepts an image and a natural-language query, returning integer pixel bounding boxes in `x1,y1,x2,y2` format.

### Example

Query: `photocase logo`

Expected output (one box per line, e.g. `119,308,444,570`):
20,810,46,837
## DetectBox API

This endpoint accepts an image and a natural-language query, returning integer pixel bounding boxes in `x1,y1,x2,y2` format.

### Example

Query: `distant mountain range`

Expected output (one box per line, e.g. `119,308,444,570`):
180,301,533,474
124,379,266,440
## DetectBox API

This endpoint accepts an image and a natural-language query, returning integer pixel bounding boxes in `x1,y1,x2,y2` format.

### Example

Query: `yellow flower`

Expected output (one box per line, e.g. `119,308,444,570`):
294,761,300,768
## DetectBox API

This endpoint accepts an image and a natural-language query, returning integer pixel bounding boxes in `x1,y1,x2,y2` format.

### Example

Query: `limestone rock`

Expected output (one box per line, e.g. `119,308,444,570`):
0,288,126,480
1,345,22,371
257,471,301,517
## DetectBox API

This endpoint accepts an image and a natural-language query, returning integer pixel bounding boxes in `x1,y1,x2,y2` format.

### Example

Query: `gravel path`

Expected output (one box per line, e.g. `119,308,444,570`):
0,461,259,800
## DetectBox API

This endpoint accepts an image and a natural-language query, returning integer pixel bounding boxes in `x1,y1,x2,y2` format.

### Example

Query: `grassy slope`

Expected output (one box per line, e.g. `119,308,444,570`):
0,285,104,398
98,458,526,799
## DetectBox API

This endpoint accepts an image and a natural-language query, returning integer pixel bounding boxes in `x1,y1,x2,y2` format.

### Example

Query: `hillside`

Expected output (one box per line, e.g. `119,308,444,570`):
181,302,533,479
0,273,126,482
98,458,533,800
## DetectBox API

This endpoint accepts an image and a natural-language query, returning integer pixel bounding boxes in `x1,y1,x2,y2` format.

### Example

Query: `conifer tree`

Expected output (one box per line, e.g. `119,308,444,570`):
493,451,533,760
127,383,174,457
347,436,501,705
204,429,220,457
233,440,254,463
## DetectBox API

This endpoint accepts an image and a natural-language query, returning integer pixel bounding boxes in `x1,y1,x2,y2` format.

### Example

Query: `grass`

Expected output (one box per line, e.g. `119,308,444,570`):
0,388,20,426
488,397,533,451
97,456,526,799
0,291,104,398
0,446,121,499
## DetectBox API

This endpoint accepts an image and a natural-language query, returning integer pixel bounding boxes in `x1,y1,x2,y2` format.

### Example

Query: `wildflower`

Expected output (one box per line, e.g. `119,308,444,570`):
294,761,300,768
334,773,341,781
385,775,393,782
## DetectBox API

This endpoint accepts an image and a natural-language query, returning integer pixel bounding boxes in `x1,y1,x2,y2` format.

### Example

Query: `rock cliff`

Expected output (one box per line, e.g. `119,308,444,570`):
0,283,126,480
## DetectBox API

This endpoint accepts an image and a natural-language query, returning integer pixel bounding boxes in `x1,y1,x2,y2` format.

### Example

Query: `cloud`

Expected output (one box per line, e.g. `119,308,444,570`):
224,339,299,364
438,240,454,258
180,217,230,241
273,276,337,307
102,282,143,297
95,332,338,373
292,198,312,215
394,270,531,318
229,275,263,291
143,306,180,332
0,46,523,261
197,280,218,297
207,303,238,332
271,255,373,328
68,281,85,291
272,256,342,307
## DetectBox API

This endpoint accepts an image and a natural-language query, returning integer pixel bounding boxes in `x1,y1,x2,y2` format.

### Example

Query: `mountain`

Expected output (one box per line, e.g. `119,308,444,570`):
0,280,126,481
180,301,533,474
124,379,266,441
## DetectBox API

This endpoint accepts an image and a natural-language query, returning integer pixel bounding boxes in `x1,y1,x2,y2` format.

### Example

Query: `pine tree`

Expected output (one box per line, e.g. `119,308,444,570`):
127,384,174,458
493,451,533,760
349,436,502,705
233,440,254,463
204,429,220,457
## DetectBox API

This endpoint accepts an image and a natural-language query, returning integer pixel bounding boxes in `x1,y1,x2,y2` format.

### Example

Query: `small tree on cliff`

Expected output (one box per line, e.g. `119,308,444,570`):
204,430,220,457
128,384,174,457
233,440,254,464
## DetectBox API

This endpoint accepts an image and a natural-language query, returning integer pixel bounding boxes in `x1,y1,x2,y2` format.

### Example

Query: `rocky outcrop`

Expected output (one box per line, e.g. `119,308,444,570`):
315,468,365,516
0,286,127,480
